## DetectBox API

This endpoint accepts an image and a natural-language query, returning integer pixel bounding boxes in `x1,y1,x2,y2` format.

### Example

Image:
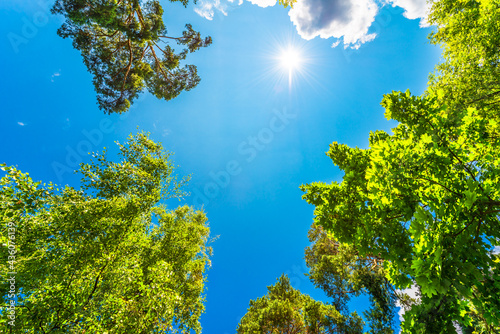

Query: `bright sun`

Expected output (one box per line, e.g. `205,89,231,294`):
267,41,310,92
280,48,301,70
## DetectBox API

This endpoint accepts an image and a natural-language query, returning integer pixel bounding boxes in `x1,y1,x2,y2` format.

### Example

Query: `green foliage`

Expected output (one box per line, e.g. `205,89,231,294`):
0,132,212,333
301,1,500,332
52,0,212,114
428,0,500,120
305,224,396,333
237,274,364,334
278,0,296,8
302,88,500,332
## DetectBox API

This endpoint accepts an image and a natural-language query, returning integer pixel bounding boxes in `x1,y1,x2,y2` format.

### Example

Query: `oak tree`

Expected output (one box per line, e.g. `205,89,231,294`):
301,89,500,333
301,0,500,332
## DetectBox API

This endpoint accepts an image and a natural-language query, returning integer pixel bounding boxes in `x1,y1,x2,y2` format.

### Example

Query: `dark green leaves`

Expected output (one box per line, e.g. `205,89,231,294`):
52,0,212,114
305,224,397,333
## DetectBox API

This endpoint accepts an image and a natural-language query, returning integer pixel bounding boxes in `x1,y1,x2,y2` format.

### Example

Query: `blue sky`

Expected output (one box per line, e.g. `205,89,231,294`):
0,0,441,332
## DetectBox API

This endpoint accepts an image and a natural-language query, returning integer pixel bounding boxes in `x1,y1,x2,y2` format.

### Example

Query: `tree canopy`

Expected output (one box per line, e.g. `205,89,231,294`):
278,0,296,8
305,223,397,333
301,0,500,332
302,88,500,334
0,132,213,333
237,274,364,334
4,0,500,332
428,0,500,120
52,0,212,114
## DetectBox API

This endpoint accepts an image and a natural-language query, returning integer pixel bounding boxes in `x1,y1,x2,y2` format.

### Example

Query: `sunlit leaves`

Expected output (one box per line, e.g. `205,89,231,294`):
302,89,500,332
278,0,297,8
0,132,212,333
299,1,500,332
428,0,500,122
237,275,363,334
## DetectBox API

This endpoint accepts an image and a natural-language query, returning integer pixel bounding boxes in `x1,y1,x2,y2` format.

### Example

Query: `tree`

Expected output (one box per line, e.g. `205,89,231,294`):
427,0,500,120
301,89,500,332
278,0,296,8
52,0,212,114
0,132,213,333
301,0,500,332
237,274,364,334
305,223,397,333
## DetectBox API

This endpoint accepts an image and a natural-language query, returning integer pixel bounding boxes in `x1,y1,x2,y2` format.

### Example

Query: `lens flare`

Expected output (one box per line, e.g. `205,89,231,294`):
279,48,303,90
280,49,301,70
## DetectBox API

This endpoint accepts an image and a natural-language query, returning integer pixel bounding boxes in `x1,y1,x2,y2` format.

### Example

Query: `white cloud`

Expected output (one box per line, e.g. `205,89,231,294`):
493,245,500,255
454,323,464,334
194,0,380,48
247,0,276,7
289,0,379,48
389,0,430,26
194,0,243,20
194,0,431,48
194,0,229,20
51,71,61,82
396,283,468,333
396,283,419,322
17,122,26,126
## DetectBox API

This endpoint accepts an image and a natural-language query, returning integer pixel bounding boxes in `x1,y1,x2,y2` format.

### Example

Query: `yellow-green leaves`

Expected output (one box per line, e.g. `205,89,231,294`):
428,0,500,125
278,0,296,8
303,85,500,332
0,132,212,333
464,178,479,210
237,274,363,333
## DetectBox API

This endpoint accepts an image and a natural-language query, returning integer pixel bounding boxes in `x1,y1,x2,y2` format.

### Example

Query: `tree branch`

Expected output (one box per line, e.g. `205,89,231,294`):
451,214,477,238
148,45,174,83
159,35,185,41
446,146,494,202
415,176,462,197
467,90,500,105
120,39,134,93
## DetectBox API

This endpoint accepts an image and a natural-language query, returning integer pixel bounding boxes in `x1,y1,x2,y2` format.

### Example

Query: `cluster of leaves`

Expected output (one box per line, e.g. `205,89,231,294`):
278,0,297,8
237,275,364,334
305,224,396,333
428,0,500,120
52,0,212,114
0,132,213,333
302,92,500,333
301,0,500,332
